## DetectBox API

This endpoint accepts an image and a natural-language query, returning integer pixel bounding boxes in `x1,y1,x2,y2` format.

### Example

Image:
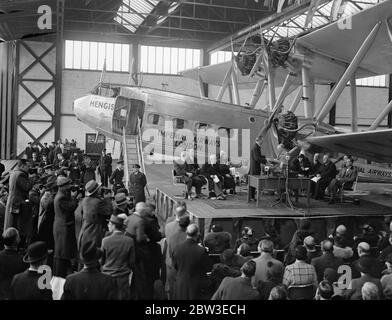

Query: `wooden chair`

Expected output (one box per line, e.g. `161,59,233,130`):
339,175,369,203
288,284,315,300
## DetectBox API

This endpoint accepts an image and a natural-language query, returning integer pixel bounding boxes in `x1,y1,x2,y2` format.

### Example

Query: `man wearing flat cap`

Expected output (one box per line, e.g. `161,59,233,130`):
53,176,79,278
61,240,114,300
77,180,113,254
101,214,135,300
129,164,147,204
109,160,125,194
10,241,52,300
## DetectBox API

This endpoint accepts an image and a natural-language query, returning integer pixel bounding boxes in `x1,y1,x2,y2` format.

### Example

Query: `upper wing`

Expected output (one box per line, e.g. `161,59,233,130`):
179,61,301,88
306,129,392,163
297,0,392,80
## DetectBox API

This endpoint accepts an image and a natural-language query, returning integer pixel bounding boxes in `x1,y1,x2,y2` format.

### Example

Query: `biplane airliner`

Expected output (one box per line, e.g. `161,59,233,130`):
73,0,392,182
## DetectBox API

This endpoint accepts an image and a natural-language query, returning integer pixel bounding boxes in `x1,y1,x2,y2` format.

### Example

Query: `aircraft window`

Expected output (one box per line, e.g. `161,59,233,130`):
218,127,234,138
148,114,160,125
249,116,256,123
91,85,120,98
174,118,185,129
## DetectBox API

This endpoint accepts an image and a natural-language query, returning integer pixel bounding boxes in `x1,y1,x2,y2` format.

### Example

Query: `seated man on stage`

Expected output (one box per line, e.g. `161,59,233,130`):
326,158,358,204
311,154,337,200
174,150,203,199
218,151,238,195
290,153,312,177
201,154,226,200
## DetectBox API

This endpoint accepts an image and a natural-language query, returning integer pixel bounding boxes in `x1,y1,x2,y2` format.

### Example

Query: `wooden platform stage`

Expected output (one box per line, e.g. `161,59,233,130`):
146,164,392,221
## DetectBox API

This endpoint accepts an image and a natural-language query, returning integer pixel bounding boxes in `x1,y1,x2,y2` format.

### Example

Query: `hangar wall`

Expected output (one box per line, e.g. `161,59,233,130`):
10,40,390,159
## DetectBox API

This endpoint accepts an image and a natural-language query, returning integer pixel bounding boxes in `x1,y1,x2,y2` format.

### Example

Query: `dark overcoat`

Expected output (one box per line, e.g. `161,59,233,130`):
53,190,78,260
172,238,212,300
4,168,31,230
129,171,147,204
77,196,112,251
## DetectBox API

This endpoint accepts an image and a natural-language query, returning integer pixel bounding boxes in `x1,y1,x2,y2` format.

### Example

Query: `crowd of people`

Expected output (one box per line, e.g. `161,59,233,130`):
0,139,391,301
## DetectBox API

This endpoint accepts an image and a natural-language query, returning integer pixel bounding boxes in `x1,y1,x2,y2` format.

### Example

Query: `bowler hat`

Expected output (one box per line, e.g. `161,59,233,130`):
109,214,125,227
23,241,48,264
114,193,129,206
57,176,71,187
85,180,101,196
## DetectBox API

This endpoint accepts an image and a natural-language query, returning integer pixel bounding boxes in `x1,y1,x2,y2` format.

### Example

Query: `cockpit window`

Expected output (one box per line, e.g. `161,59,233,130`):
91,84,120,98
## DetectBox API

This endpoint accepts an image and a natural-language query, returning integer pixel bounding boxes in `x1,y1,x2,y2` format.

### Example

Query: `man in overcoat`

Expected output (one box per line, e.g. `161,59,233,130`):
53,176,79,278
4,159,31,231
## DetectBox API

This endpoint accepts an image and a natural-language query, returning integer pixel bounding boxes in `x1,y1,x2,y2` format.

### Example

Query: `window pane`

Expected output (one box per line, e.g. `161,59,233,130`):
185,49,193,70
65,40,73,68
178,48,186,72
81,41,90,69
210,52,217,65
98,42,106,70
106,43,114,71
170,48,178,74
147,46,156,73
193,49,200,68
113,43,122,71
163,47,171,74
122,44,129,72
73,41,81,69
89,42,98,70
156,47,163,74
140,45,148,73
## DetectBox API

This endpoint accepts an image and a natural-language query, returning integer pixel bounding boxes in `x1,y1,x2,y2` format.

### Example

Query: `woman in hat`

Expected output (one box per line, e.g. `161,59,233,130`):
113,193,131,216
77,180,113,255
129,164,147,204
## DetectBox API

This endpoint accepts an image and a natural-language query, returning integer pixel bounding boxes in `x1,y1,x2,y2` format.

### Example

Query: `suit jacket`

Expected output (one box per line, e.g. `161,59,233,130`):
166,227,187,267
252,253,284,285
174,161,191,177
10,270,53,300
172,238,213,300
4,168,31,230
347,274,383,300
0,249,28,299
61,267,115,300
53,190,78,260
311,252,344,282
125,213,148,244
318,161,337,181
248,143,267,175
77,196,112,251
336,166,358,189
101,230,135,277
211,276,259,300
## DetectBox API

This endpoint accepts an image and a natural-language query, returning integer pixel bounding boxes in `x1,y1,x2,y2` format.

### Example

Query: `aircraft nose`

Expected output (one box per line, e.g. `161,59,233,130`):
73,95,90,120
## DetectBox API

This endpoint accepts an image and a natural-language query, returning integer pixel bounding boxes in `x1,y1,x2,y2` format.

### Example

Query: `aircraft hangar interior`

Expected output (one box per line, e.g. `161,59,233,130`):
1,0,392,305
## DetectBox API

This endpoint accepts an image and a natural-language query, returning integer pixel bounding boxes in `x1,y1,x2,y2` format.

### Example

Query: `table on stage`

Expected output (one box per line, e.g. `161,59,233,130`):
247,175,311,208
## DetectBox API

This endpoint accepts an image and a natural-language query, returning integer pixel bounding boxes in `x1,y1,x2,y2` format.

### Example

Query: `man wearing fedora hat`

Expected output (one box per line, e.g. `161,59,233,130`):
53,176,79,278
113,193,131,216
61,240,114,300
77,180,112,254
109,160,125,194
101,214,135,300
10,241,53,300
